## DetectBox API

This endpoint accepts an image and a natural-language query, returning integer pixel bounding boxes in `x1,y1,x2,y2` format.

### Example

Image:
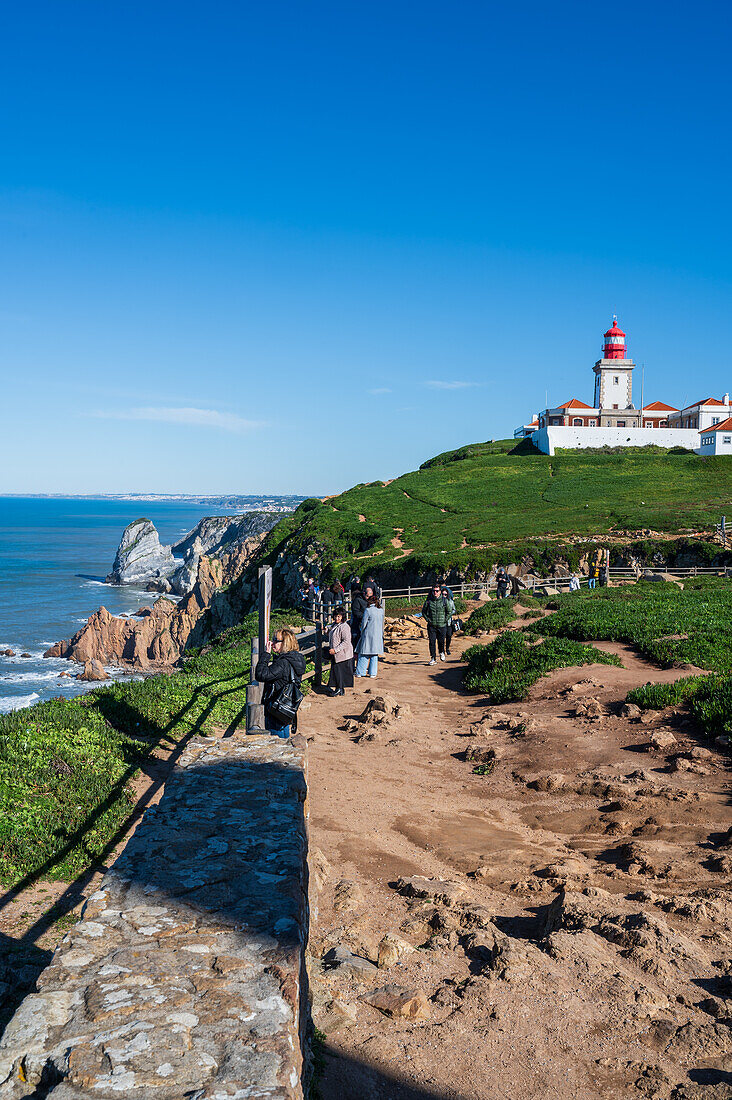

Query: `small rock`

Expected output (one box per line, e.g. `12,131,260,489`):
377,934,415,968
323,945,378,977
310,846,332,894
395,875,469,908
333,879,363,913
647,729,677,750
620,702,642,719
364,984,431,1020
319,998,359,1032
20,653,32,659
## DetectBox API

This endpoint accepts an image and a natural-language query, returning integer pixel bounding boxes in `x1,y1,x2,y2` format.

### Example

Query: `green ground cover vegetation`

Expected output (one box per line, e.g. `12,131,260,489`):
248,444,732,591
525,577,732,672
463,632,621,703
0,609,304,886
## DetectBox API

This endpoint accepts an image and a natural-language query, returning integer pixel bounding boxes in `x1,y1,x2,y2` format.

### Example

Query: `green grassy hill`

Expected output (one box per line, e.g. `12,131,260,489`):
253,441,732,584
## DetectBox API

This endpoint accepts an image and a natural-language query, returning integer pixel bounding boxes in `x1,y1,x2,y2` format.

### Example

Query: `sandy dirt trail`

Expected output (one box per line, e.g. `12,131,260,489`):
305,624,732,1100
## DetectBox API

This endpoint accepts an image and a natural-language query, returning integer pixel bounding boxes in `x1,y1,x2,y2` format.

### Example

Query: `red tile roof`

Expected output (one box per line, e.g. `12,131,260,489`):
687,397,727,409
643,400,678,412
556,398,594,410
699,416,732,434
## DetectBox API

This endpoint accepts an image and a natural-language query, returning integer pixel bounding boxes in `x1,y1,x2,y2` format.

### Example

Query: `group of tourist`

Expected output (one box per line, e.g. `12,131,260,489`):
257,572,464,738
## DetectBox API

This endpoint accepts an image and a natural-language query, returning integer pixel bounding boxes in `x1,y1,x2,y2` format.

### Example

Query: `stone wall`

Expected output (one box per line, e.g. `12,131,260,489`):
0,732,309,1099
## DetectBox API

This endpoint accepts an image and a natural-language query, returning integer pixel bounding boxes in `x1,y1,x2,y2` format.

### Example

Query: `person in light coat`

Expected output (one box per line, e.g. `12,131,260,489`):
328,607,354,696
355,594,384,678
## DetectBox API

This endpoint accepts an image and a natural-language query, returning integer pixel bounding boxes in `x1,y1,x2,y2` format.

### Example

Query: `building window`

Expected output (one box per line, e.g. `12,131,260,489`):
612,403,618,410
725,437,732,444
572,418,582,426
617,420,626,427
613,376,619,384
712,417,721,425
589,419,596,427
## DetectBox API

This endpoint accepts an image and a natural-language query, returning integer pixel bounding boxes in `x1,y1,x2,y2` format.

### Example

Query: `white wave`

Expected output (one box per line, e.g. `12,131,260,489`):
0,693,40,713
0,668,73,685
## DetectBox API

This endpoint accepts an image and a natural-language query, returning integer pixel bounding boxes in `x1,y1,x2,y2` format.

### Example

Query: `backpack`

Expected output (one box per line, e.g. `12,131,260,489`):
266,661,304,726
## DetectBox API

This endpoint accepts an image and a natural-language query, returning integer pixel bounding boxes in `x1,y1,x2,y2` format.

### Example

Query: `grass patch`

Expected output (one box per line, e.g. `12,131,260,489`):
0,609,304,887
527,577,732,672
463,599,519,635
626,676,711,710
627,673,732,741
463,632,621,703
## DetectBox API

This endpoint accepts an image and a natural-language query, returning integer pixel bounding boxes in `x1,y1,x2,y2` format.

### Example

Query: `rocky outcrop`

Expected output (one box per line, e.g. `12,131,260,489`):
106,519,176,585
107,511,288,595
46,534,268,670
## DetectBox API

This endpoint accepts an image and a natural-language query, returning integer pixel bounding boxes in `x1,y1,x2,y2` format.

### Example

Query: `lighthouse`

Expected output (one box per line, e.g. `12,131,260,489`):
593,316,638,423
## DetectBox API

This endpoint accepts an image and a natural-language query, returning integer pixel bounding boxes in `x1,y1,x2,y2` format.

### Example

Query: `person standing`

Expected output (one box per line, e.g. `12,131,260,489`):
495,566,509,599
331,579,345,605
510,573,521,598
422,583,451,665
363,574,382,599
350,585,367,649
328,606,354,696
588,565,598,590
255,628,306,738
355,592,384,678
569,574,581,592
320,584,334,623
441,585,457,656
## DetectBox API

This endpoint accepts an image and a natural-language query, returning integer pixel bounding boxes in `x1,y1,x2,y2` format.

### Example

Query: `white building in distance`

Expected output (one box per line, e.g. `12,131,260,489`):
516,319,726,456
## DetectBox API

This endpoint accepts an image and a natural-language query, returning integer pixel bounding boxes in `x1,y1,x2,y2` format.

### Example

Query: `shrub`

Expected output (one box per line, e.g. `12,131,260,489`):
463,632,620,703
528,577,732,672
463,599,518,635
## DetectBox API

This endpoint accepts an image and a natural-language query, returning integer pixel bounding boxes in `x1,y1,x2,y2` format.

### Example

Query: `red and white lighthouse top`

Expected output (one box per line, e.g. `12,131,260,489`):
603,316,627,359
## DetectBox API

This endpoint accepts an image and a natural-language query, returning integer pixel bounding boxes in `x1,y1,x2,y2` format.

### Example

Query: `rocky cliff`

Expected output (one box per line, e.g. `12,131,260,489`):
48,535,267,669
106,511,288,595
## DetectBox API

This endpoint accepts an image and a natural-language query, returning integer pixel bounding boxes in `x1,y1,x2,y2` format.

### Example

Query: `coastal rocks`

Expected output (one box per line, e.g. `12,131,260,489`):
45,534,268,671
106,519,176,586
76,660,108,682
107,512,287,594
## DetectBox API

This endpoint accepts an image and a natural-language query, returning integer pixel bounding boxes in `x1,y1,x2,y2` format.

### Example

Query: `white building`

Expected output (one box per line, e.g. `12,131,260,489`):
698,417,732,454
668,396,732,430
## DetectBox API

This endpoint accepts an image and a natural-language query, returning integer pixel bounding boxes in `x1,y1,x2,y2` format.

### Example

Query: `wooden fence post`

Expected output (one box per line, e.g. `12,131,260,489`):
246,636,265,734
315,622,323,688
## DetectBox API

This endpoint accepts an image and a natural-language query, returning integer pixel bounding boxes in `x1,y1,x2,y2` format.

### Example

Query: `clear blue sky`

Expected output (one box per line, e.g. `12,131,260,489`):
1,1,730,495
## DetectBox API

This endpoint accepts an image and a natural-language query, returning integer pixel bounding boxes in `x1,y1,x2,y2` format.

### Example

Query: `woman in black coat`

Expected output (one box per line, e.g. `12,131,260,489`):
254,627,306,738
350,586,367,649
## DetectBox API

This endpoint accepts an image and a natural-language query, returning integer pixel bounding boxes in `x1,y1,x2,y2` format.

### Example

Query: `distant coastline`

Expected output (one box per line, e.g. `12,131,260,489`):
1,493,306,507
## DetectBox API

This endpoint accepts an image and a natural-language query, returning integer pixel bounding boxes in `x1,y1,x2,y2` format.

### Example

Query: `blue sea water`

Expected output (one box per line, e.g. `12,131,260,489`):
0,497,279,712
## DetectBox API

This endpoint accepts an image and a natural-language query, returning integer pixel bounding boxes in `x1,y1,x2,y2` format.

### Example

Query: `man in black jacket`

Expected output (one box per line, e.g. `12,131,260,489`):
255,628,307,738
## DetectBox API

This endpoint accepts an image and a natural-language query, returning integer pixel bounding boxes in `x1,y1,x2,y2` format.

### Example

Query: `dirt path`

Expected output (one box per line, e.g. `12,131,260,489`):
305,629,732,1099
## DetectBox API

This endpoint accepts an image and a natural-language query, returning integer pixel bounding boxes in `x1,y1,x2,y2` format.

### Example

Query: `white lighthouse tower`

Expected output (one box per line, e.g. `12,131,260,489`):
593,317,640,426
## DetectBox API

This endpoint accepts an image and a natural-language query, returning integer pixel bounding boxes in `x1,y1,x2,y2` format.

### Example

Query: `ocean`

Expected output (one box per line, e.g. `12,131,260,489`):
0,496,291,713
